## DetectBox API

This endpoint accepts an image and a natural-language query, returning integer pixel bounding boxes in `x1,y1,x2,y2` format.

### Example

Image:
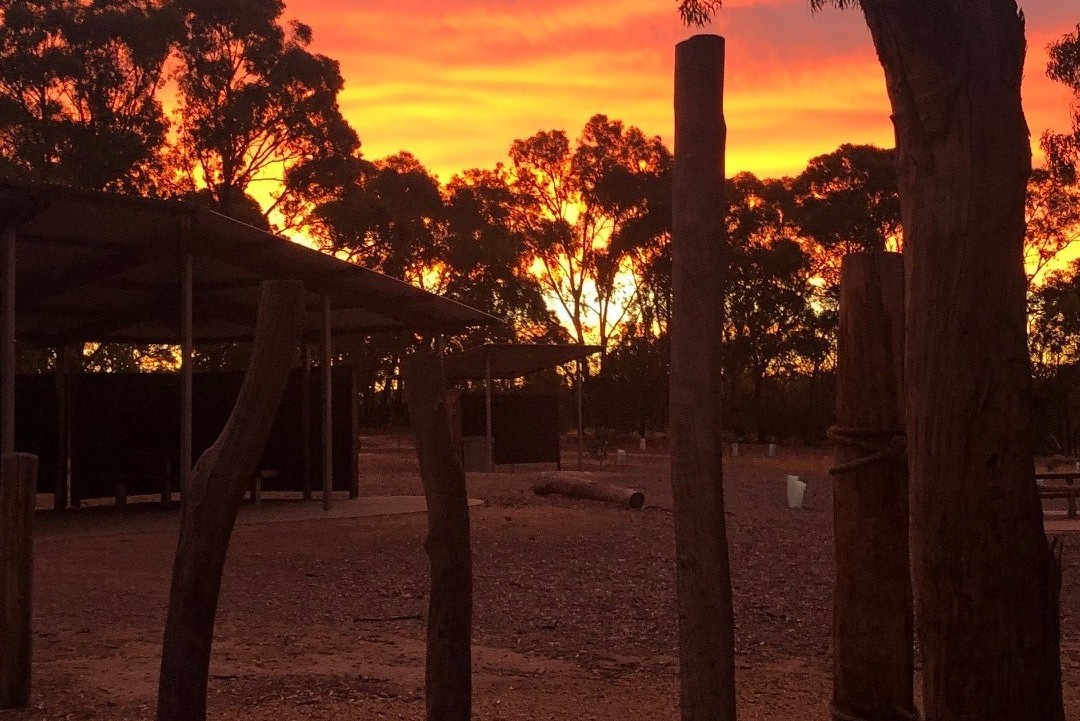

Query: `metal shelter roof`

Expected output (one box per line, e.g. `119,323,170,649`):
0,182,495,345
441,343,601,380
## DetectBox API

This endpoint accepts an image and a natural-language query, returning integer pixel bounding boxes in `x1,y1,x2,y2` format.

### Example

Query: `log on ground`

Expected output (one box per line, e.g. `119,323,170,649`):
533,472,645,509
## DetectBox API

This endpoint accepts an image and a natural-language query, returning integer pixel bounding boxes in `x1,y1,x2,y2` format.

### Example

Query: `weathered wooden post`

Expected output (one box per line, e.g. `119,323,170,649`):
403,351,472,721
670,34,736,721
1,453,36,708
157,280,303,721
830,252,914,721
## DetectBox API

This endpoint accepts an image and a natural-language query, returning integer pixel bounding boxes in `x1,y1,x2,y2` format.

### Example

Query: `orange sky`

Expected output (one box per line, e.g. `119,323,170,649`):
282,0,1078,183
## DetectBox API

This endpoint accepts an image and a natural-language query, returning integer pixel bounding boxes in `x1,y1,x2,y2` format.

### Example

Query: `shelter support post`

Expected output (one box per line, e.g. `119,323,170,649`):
1,228,15,456
54,346,71,511
832,252,914,721
670,34,737,721
576,359,584,472
302,343,312,500
0,452,36,708
321,295,333,511
484,355,493,471
180,252,193,497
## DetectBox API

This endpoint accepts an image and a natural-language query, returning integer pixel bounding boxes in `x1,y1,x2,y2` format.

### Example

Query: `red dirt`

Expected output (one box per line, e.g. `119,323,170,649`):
12,437,1080,719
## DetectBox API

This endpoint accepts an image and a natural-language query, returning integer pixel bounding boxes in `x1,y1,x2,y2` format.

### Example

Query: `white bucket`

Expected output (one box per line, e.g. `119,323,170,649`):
786,475,806,509
768,443,777,458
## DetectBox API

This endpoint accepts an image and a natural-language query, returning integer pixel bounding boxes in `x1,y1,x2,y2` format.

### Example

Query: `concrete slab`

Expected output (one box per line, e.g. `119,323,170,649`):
35,495,484,540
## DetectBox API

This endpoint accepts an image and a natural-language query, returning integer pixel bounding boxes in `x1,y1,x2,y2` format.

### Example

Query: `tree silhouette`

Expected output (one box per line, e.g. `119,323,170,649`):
1043,24,1080,184
171,0,358,228
0,0,180,191
509,114,669,362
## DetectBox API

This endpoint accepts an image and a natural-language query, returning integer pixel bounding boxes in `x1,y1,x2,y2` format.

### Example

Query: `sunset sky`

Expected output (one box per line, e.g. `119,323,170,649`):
282,0,1078,183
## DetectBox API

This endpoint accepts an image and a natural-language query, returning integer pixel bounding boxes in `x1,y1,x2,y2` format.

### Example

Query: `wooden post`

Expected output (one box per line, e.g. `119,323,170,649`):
670,34,736,721
484,354,493,471
0,453,36,708
403,351,472,721
302,343,312,500
180,252,193,497
832,252,914,721
1,228,15,456
349,355,360,499
321,296,333,511
157,281,303,721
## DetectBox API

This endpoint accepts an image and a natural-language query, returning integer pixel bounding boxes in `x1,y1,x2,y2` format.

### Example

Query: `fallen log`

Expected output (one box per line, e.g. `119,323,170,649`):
533,473,645,509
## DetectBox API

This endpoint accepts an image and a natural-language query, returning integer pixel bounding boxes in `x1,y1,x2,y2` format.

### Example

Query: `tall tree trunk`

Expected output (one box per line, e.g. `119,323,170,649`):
157,281,304,721
857,3,1063,719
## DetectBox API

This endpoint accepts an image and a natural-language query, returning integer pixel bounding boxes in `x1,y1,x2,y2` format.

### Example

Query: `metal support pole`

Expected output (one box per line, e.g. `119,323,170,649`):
302,343,312,500
1,228,15,456
577,358,584,472
180,252,193,497
484,354,493,471
321,296,333,511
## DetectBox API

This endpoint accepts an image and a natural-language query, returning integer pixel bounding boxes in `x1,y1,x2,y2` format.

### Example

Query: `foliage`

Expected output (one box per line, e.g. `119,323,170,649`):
0,0,180,191
1043,24,1080,184
171,0,359,229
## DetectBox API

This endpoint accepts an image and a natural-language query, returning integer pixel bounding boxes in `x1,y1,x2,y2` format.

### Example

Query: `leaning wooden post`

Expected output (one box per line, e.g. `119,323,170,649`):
157,281,303,721
830,252,914,721
670,34,736,721
403,351,472,721
0,453,36,708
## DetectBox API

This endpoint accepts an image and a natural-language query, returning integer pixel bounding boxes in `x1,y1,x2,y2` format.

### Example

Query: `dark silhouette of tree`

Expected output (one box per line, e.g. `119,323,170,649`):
1043,24,1080,184
793,143,901,283
0,0,180,191
171,0,358,228
1025,167,1080,285
443,167,568,344
509,114,670,361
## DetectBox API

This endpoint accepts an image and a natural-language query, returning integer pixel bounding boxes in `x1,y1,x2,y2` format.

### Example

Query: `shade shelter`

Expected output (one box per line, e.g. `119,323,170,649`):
0,182,494,508
441,343,600,470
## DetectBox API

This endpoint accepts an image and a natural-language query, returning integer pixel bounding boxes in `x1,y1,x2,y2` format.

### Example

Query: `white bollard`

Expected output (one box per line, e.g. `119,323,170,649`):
732,442,740,458
639,437,647,451
768,443,777,458
616,449,627,465
786,474,806,509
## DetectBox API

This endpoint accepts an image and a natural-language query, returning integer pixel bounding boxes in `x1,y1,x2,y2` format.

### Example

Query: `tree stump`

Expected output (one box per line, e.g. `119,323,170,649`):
156,281,303,721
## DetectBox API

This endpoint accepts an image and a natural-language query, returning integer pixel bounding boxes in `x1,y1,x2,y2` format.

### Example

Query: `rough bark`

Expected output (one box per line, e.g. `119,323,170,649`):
533,473,646,509
403,351,472,721
857,3,1064,719
157,280,304,721
0,453,36,709
670,34,737,721
832,252,913,721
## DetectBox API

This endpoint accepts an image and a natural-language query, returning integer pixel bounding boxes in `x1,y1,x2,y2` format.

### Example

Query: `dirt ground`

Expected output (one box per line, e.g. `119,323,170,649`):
12,435,1080,720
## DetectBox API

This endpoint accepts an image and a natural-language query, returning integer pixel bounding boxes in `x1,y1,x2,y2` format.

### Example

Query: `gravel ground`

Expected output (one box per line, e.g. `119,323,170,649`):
11,435,1080,719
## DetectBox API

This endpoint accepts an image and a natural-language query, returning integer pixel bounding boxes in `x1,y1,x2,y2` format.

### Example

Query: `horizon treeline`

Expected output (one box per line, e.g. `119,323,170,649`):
2,2,1079,448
